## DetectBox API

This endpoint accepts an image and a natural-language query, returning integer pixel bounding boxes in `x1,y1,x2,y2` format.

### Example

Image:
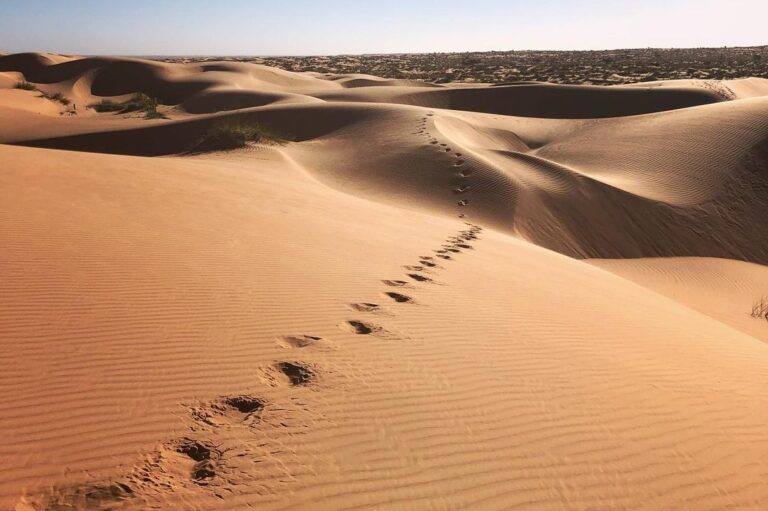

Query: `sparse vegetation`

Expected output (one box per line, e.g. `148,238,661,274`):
87,93,167,119
143,108,167,120
190,119,287,152
120,93,161,115
158,45,768,85
14,81,37,91
39,91,71,105
751,297,768,321
16,82,76,108
88,99,124,112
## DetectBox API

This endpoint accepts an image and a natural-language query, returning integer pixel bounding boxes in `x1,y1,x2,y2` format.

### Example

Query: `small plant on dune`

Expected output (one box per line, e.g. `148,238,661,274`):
38,91,71,105
122,93,167,118
14,81,37,91
190,119,288,152
88,99,124,112
751,296,768,321
143,106,168,120
87,93,167,119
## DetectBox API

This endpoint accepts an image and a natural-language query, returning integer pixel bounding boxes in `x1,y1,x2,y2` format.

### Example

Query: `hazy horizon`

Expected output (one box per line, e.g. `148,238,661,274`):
1,0,766,56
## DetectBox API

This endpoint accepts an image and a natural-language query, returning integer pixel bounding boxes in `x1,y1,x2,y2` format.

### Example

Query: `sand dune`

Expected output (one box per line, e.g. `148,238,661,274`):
2,53,768,510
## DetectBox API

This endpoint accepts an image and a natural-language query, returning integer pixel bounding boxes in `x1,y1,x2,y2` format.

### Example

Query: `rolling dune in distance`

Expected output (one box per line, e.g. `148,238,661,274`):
1,52,768,510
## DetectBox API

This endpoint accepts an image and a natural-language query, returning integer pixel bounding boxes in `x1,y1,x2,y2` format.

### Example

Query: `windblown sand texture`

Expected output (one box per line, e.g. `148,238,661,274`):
2,53,768,510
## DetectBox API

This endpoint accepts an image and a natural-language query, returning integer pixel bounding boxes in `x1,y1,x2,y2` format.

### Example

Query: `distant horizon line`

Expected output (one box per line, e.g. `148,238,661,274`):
3,44,767,59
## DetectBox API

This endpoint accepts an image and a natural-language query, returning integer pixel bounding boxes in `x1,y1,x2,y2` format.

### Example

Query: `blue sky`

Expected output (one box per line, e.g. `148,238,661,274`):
1,0,765,55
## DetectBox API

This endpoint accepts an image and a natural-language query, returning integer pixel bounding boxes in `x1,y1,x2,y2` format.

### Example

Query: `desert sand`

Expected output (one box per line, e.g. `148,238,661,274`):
1,53,768,510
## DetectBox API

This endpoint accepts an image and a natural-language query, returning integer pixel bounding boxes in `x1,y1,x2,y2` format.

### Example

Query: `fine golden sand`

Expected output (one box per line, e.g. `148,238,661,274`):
2,53,768,510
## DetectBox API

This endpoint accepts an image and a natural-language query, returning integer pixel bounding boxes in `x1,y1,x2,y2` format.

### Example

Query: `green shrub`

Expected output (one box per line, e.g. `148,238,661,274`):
191,119,287,152
119,93,156,113
14,81,37,91
88,93,167,119
88,99,124,112
143,108,168,120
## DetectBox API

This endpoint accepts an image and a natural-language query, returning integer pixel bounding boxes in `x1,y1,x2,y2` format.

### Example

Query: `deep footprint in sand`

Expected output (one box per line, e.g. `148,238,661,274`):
222,395,264,415
25,483,135,511
453,185,470,194
458,200,469,206
277,334,325,348
342,320,382,335
384,292,414,303
382,279,410,287
190,395,265,428
407,273,433,282
175,438,220,484
403,265,432,273
276,362,315,386
349,302,383,313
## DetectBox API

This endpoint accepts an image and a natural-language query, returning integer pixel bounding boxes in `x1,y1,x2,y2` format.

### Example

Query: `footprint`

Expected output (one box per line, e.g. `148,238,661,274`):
222,395,264,415
277,335,324,348
276,362,314,386
453,185,470,194
458,200,469,206
175,438,220,484
437,254,452,260
430,140,438,145
342,320,381,335
190,395,265,427
24,483,135,511
419,260,439,267
455,152,463,157
455,243,472,249
384,292,413,303
407,273,432,282
454,160,466,167
402,265,430,272
382,279,410,287
349,302,382,312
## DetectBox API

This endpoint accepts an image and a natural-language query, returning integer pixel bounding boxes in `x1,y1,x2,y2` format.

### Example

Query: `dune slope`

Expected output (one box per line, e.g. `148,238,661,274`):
2,53,768,510
3,54,767,263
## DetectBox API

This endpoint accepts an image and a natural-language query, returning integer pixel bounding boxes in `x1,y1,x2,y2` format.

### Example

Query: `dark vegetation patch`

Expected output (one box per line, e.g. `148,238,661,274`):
39,91,70,105
14,81,37,90
190,119,288,152
88,93,167,119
